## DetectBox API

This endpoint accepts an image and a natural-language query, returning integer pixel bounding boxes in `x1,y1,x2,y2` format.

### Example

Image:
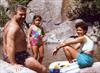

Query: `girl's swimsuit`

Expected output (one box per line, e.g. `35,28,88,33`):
31,25,44,46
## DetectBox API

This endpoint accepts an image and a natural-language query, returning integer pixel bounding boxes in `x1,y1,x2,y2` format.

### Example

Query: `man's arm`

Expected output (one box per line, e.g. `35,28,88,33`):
6,27,17,64
3,23,8,53
27,26,32,48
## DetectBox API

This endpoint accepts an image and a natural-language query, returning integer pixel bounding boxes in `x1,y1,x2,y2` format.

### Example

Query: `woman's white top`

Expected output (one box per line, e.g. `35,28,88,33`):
82,35,94,52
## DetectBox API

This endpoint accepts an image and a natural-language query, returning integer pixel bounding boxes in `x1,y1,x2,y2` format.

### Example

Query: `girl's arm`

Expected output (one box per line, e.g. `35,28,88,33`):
41,26,45,37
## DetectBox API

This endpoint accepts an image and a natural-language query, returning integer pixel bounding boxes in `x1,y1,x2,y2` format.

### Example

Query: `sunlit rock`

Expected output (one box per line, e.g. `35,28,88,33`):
0,60,37,73
80,62,100,73
26,0,62,31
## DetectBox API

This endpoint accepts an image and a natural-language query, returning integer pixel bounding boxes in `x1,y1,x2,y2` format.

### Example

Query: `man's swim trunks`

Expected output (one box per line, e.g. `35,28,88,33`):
15,51,30,65
3,51,30,65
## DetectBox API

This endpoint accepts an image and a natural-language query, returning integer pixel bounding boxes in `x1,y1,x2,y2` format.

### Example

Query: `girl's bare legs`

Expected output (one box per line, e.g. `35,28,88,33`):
39,46,44,64
63,46,78,62
32,46,38,59
25,57,47,73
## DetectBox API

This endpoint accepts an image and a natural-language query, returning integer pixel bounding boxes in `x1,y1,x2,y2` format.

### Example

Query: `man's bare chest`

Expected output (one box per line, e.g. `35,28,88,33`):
16,29,26,41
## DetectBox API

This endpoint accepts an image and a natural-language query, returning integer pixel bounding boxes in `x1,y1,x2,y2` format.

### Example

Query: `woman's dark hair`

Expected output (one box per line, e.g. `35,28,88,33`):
33,15,42,21
75,21,88,34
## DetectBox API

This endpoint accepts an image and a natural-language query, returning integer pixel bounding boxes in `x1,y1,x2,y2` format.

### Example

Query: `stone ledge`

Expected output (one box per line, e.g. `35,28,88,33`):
80,62,100,73
0,60,37,73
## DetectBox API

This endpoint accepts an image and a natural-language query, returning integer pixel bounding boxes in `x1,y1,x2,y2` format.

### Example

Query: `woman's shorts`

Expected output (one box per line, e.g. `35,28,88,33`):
77,52,93,68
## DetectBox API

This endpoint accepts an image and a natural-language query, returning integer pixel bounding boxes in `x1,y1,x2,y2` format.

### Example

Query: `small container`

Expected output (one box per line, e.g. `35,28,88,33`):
49,69,60,73
53,69,60,73
49,64,60,73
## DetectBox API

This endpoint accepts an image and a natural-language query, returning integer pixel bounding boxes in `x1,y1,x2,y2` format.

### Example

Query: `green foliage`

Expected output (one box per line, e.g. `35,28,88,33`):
9,0,29,11
69,0,100,22
95,0,100,8
0,6,9,27
0,0,29,27
10,0,28,6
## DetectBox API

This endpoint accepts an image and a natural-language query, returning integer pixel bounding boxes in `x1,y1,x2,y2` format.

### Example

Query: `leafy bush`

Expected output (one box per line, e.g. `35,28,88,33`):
0,0,29,27
0,6,9,27
69,0,100,26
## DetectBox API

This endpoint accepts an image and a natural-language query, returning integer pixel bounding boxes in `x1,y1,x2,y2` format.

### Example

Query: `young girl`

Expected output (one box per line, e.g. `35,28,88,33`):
53,21,94,68
27,15,45,64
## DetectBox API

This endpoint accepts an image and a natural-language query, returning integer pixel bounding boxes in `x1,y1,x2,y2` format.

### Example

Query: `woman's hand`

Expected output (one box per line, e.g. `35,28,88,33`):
53,42,65,56
59,41,66,48
52,48,58,56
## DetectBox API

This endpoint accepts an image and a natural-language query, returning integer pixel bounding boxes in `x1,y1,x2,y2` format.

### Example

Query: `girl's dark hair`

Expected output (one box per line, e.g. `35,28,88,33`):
75,22,88,34
33,15,42,21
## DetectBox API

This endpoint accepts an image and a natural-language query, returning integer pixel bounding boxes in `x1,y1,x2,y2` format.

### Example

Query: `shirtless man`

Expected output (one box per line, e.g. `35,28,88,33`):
3,5,47,73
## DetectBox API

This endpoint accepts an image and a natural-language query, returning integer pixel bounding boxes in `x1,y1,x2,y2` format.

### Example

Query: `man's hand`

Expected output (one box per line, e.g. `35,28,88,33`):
27,43,31,49
13,64,23,72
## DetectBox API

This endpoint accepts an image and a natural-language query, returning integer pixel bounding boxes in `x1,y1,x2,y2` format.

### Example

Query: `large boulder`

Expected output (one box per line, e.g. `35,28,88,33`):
0,60,37,73
26,0,63,31
43,19,85,43
80,62,100,73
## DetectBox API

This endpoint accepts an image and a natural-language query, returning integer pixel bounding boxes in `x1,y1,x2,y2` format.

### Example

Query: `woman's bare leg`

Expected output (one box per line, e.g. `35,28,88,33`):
25,57,47,73
32,46,38,59
63,46,78,62
39,46,44,64
63,47,73,62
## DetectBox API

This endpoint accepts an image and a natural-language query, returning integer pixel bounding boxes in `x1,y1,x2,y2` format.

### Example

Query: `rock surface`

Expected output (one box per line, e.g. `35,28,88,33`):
43,20,75,43
0,60,37,73
80,62,100,73
26,0,62,30
0,0,9,8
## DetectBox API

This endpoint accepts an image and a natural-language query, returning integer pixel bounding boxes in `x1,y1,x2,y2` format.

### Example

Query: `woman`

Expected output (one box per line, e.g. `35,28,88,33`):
53,21,94,68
